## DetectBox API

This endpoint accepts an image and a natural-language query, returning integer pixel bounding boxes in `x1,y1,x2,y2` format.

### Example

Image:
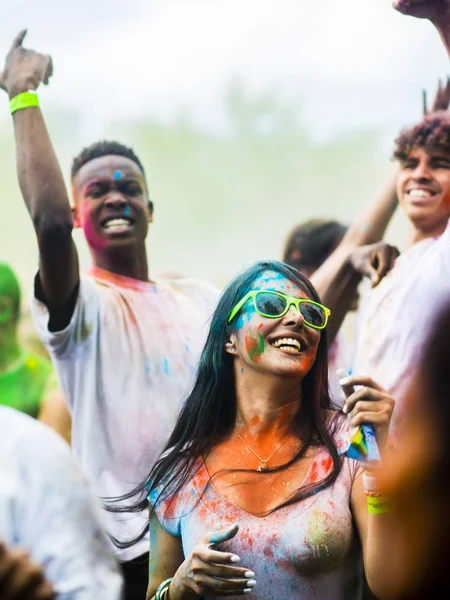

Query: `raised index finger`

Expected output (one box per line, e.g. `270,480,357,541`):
11,29,27,51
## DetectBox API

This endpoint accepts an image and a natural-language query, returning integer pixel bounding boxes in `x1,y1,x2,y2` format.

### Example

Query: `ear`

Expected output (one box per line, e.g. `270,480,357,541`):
72,205,81,228
224,333,238,356
148,200,154,223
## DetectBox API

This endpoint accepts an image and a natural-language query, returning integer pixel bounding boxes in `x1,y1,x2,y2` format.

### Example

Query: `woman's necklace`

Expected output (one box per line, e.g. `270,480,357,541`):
237,432,292,472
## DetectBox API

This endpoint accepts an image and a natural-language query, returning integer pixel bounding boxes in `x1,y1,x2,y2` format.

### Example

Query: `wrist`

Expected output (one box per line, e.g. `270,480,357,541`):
7,81,36,100
169,571,197,600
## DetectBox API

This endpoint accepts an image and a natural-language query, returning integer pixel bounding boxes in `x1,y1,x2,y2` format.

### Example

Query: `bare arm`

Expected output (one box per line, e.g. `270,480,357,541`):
310,172,398,344
147,511,187,600
341,374,397,599
0,31,79,324
393,0,450,59
351,475,398,600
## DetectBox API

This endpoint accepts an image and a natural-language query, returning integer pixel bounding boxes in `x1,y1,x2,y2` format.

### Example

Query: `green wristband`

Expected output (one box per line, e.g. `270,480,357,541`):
10,91,39,115
367,495,392,515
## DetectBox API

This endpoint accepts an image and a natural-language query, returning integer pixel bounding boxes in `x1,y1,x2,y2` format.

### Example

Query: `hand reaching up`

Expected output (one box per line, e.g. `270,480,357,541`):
423,77,450,115
0,30,53,99
393,0,450,22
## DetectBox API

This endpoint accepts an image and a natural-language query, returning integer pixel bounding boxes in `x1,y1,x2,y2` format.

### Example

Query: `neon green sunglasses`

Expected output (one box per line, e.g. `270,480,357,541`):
228,290,330,330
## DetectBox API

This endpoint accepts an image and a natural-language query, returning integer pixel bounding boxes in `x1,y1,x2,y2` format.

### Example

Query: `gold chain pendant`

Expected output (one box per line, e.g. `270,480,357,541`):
257,461,268,472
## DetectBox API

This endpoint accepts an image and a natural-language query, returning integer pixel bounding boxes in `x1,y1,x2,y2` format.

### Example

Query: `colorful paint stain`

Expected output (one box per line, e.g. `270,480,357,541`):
150,419,362,600
245,330,265,362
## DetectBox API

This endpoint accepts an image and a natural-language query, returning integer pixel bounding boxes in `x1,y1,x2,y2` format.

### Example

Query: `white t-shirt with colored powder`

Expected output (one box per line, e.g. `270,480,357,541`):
31,267,220,562
149,417,364,600
353,219,450,439
0,406,123,599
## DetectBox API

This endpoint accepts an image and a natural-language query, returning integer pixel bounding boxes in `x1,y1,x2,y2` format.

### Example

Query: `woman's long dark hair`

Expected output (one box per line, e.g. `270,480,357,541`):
107,260,343,548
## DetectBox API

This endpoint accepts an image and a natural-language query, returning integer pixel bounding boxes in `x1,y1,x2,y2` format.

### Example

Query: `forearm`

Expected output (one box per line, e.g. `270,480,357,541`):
310,170,398,343
436,20,450,58
12,106,79,305
12,106,72,231
342,169,398,249
310,246,361,345
364,513,399,600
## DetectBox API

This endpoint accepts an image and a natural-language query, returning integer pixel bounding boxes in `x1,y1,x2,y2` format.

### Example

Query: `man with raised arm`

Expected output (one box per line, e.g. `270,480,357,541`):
0,31,219,599
334,3,450,440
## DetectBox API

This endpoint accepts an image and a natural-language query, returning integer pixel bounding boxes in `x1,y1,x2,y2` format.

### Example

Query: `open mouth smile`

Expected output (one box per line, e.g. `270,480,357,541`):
270,336,303,355
406,187,439,205
100,216,135,233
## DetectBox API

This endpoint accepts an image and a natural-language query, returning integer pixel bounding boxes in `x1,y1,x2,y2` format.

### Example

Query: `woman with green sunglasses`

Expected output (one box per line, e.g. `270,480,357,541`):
117,260,395,600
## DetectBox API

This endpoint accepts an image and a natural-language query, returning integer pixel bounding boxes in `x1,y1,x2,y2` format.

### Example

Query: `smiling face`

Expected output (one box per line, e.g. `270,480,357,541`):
72,155,152,255
226,271,321,380
397,146,450,236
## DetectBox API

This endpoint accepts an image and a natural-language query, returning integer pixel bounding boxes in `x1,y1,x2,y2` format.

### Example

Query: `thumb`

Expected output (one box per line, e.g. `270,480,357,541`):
336,368,355,404
208,524,239,546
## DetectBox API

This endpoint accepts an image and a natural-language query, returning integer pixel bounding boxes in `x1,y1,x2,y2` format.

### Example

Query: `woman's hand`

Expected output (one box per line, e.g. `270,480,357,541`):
170,525,256,598
340,376,395,452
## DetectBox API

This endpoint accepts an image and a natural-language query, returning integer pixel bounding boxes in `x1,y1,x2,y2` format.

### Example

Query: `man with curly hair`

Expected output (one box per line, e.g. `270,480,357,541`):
353,103,450,437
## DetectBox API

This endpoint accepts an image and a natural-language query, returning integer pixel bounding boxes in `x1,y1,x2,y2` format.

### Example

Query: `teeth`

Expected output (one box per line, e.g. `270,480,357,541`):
272,337,301,352
408,189,432,199
103,218,131,229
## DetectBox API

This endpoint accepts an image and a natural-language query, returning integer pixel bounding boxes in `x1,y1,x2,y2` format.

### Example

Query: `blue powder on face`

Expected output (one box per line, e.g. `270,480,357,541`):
163,357,170,375
114,170,122,180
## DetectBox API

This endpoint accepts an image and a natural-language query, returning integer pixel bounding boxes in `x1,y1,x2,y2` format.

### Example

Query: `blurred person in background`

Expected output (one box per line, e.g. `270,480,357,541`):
0,30,219,600
341,1,450,440
283,219,353,405
370,300,450,599
0,405,123,599
0,262,71,442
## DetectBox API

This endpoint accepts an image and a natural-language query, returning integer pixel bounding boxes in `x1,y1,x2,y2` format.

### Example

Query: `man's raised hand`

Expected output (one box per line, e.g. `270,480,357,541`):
0,30,53,99
423,77,450,114
393,0,450,22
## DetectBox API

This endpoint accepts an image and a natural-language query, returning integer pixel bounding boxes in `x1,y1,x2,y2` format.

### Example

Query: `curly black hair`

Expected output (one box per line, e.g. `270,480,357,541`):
71,140,147,182
393,111,450,162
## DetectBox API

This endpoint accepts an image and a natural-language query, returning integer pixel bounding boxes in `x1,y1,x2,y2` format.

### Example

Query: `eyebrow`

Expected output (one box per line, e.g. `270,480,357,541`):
83,177,141,191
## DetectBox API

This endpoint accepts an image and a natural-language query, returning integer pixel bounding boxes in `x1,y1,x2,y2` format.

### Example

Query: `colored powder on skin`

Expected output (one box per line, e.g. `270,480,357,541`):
164,357,170,375
114,170,123,180
245,330,265,362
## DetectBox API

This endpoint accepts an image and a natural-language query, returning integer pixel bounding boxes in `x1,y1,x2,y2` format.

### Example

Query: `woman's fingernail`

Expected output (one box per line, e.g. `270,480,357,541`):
339,377,350,386
244,589,252,594
246,580,256,588
230,555,240,563
245,571,255,578
342,404,348,414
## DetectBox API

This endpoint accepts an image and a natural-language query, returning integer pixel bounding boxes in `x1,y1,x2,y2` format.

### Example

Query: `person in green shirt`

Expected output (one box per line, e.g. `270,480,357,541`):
0,262,71,441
